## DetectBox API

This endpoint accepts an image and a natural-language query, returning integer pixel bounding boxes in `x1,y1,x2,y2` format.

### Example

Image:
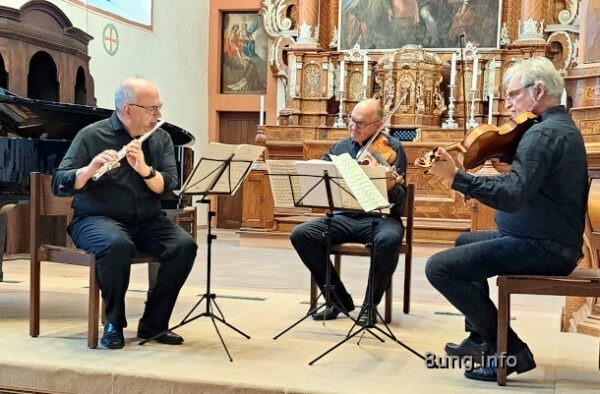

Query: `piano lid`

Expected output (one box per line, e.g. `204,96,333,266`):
0,88,195,146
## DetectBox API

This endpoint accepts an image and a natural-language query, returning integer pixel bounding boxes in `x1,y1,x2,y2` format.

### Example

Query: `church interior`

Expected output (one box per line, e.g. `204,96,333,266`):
1,0,600,392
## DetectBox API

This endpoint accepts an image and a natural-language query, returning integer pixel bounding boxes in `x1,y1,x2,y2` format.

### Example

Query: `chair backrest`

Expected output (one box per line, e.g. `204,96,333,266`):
30,172,74,256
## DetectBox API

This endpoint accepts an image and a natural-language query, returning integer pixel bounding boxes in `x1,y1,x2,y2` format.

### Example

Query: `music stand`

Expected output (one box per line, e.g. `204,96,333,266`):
267,156,424,364
271,169,377,341
139,142,263,362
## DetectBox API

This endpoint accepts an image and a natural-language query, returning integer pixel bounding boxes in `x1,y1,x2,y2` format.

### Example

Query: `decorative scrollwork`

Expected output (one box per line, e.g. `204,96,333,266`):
558,0,578,25
547,31,574,72
261,0,295,39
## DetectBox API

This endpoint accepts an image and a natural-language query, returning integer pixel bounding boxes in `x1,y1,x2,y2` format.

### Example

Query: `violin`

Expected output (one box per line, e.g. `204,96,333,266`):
356,93,409,184
415,111,537,170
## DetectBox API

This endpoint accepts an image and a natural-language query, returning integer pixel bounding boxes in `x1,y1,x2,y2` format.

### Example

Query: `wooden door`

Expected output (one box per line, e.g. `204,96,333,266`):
217,112,259,229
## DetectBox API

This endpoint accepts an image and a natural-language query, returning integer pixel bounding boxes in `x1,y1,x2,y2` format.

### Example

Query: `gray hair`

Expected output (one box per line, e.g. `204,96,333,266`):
502,57,564,101
114,77,146,112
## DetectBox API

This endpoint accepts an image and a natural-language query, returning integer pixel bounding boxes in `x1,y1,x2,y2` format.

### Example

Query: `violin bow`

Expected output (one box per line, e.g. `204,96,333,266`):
356,91,409,161
459,32,468,137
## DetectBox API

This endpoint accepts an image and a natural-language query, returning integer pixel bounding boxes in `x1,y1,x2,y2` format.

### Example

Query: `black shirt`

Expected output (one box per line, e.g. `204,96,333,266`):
52,113,179,224
452,106,588,250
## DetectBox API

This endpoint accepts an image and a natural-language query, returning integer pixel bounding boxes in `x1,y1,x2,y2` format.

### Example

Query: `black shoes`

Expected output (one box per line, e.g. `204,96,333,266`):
311,305,344,321
137,330,184,345
137,321,184,345
464,345,536,382
445,337,493,358
101,322,125,350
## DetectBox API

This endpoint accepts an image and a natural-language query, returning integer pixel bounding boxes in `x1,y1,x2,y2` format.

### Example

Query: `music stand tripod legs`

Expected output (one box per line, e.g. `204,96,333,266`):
309,216,424,365
140,198,250,361
273,211,355,340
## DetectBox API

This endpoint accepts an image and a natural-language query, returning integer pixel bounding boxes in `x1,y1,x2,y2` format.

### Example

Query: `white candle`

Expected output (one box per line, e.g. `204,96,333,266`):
471,57,478,89
488,92,494,125
339,60,345,91
450,53,456,86
362,56,369,87
259,95,264,126
561,88,567,106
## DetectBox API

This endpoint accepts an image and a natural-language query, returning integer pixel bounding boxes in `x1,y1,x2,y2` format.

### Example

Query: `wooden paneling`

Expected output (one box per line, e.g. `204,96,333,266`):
217,112,260,229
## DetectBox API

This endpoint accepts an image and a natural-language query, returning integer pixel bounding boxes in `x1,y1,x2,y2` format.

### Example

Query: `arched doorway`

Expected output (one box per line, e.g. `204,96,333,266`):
74,66,87,104
0,54,8,90
28,51,59,101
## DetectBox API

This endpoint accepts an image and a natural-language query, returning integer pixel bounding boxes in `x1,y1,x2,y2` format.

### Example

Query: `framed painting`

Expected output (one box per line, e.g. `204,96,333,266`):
581,0,600,64
338,0,501,50
221,12,268,94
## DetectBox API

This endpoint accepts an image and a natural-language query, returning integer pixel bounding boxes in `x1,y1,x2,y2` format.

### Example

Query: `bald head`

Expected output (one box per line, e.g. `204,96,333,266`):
354,98,383,121
115,77,158,113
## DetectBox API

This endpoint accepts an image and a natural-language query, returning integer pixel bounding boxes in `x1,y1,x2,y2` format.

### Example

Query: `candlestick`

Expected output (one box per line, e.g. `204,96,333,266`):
362,56,368,98
450,53,456,86
488,92,493,125
443,83,459,129
471,57,478,89
259,95,264,126
339,60,345,91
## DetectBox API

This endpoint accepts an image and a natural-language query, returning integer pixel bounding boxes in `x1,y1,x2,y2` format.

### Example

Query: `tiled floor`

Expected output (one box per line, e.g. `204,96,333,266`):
0,230,598,393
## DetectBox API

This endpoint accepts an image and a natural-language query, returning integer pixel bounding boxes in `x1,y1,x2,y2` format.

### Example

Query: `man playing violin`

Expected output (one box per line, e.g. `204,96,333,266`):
52,77,197,349
425,57,588,381
290,98,407,326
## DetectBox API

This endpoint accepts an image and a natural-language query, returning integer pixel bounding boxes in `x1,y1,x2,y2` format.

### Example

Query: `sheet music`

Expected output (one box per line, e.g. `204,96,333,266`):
178,142,263,195
212,144,264,194
265,160,302,208
329,153,391,212
292,160,343,208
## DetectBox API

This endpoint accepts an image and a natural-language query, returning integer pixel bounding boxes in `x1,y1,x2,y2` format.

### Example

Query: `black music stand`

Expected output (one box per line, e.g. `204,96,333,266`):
271,169,372,340
268,158,423,365
139,143,263,362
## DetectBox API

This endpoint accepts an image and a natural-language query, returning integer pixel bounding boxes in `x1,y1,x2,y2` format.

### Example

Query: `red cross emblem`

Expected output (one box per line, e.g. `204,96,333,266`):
103,24,119,55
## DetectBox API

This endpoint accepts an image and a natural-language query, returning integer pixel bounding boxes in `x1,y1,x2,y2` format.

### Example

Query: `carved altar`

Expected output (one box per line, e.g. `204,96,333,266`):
242,0,600,336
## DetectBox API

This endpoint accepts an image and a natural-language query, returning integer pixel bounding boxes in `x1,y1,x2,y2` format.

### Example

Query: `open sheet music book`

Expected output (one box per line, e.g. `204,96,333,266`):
177,142,264,196
266,153,391,212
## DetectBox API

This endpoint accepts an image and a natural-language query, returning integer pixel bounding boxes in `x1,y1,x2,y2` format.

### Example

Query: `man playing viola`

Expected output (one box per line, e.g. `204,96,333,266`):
425,57,588,380
290,98,407,326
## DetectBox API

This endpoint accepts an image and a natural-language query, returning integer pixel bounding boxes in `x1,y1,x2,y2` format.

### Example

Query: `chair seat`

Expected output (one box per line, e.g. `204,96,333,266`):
497,268,600,385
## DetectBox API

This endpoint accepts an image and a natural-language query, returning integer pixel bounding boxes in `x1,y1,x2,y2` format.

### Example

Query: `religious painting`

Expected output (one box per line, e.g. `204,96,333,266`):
221,12,268,94
582,0,600,64
338,0,501,50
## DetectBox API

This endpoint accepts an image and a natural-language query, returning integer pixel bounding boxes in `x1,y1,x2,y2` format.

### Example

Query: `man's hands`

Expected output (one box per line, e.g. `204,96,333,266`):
428,148,459,182
125,139,152,177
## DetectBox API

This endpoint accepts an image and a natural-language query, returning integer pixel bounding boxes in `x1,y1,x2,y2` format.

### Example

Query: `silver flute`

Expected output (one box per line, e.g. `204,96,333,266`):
92,119,166,181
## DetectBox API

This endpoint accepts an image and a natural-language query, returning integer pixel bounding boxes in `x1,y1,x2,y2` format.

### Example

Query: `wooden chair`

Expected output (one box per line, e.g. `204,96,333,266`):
496,269,600,385
310,184,415,323
29,172,159,348
497,173,600,384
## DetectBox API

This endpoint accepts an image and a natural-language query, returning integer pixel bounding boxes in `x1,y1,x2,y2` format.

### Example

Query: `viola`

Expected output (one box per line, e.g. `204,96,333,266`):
415,111,538,170
356,92,409,184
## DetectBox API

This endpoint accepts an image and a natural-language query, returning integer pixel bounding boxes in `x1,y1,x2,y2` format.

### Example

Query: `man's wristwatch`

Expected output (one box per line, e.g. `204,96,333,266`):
142,166,157,180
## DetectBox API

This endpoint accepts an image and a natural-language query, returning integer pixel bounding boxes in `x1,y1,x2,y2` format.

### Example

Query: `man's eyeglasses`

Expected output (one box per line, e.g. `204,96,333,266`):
505,83,534,102
128,102,163,115
346,116,379,129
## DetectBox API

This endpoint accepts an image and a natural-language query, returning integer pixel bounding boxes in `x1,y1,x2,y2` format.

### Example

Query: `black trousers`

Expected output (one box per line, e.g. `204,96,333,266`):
290,213,404,309
69,214,197,332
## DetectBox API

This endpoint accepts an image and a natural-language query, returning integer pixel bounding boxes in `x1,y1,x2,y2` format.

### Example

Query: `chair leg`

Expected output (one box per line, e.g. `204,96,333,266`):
403,254,412,314
385,280,392,323
88,261,99,349
310,276,317,307
29,259,41,337
497,282,510,386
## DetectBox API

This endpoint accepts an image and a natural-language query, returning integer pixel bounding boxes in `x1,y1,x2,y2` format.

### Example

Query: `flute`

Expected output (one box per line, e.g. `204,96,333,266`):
92,119,166,181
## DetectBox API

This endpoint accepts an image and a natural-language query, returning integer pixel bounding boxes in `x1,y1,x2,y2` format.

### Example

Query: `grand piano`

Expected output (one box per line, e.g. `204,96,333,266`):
0,88,195,281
